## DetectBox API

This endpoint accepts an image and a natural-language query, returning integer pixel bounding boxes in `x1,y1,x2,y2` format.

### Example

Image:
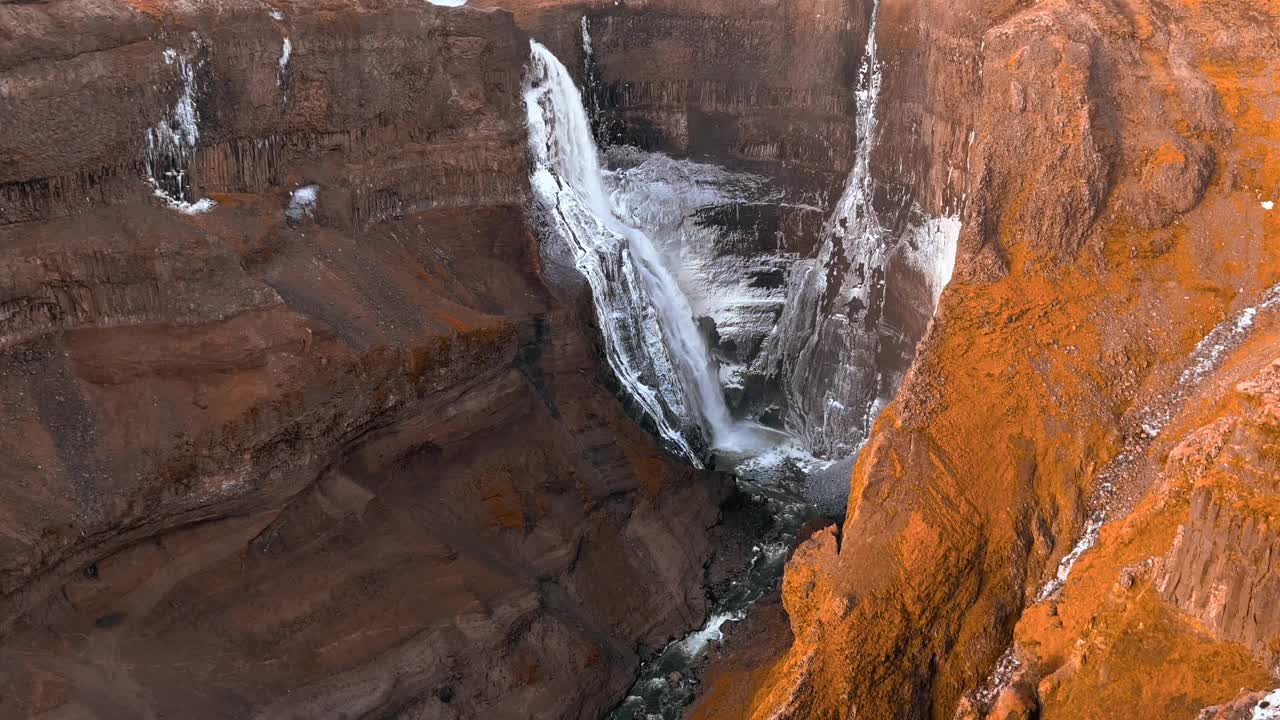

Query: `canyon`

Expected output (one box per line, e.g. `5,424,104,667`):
0,1,1278,720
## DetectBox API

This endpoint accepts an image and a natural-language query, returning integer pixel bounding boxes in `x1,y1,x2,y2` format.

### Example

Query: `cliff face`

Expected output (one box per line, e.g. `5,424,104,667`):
0,2,741,717
476,0,888,434
1001,331,1280,720
693,0,1280,717
4,0,1279,718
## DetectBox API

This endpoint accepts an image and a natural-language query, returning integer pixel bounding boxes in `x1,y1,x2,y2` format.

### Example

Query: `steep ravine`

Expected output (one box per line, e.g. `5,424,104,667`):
514,4,974,715
491,0,1280,719
3,1,1279,720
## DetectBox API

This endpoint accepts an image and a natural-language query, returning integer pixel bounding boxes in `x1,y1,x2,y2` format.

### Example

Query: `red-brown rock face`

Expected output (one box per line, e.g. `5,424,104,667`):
0,2,745,717
4,0,1280,719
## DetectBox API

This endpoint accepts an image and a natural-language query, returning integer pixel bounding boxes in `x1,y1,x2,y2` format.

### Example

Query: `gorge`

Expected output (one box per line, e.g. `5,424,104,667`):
1,1,1279,719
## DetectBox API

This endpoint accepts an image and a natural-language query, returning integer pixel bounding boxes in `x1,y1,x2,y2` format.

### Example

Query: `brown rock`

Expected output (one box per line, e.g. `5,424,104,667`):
0,2,745,718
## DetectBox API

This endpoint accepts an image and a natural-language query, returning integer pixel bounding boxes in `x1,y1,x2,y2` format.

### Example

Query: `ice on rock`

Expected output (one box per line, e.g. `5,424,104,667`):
754,0,961,459
278,37,291,76
286,185,319,223
147,46,215,214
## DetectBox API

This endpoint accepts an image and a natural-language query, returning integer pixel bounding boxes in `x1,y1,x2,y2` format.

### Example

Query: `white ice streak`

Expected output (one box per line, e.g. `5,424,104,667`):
525,42,761,461
1037,282,1280,604
147,47,215,214
754,0,960,458
1036,511,1104,601
278,37,292,78
1178,286,1280,389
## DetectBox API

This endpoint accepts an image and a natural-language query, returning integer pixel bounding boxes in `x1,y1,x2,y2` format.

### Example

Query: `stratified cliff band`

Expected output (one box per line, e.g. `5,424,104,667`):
1,0,1278,719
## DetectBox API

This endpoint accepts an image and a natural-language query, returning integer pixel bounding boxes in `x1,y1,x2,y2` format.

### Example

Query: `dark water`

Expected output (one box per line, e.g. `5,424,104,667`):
608,449,828,720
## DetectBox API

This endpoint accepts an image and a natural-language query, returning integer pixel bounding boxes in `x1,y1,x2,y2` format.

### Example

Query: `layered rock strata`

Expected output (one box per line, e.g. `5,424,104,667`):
0,2,741,717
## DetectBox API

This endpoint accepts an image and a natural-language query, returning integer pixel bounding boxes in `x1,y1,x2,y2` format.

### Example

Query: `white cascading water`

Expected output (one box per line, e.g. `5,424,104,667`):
525,41,758,464
755,0,960,458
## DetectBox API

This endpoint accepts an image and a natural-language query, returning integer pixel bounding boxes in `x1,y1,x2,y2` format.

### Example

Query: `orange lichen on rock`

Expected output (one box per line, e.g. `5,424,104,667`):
1008,319,1280,718
693,0,1280,718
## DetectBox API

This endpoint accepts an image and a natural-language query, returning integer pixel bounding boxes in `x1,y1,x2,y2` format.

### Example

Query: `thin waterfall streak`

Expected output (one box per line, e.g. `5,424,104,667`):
754,0,960,459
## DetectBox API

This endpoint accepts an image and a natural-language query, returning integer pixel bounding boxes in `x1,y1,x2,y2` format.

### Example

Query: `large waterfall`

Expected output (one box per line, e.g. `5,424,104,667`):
525,41,761,464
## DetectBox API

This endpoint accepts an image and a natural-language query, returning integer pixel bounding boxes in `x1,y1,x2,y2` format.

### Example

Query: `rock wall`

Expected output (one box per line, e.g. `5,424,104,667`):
694,0,1280,717
0,2,743,717
991,323,1280,720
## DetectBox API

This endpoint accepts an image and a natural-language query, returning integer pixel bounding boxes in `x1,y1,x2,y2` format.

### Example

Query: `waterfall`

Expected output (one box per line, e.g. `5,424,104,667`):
524,41,754,463
756,0,960,458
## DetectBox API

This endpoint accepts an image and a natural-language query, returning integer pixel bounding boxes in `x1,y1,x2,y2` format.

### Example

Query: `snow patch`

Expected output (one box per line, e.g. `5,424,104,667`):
1263,200,1275,211
269,9,284,20
1253,689,1280,720
286,185,319,223
427,0,467,5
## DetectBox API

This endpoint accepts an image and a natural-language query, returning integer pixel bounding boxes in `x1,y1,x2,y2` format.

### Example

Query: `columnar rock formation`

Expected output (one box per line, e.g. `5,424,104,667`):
0,2,748,717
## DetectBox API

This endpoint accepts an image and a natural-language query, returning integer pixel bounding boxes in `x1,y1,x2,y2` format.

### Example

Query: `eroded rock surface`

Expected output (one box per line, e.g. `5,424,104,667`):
692,0,1280,717
0,2,743,717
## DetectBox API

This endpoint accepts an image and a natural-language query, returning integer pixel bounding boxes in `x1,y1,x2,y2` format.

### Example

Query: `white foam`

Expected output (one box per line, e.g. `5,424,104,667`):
737,443,834,477
673,611,737,658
